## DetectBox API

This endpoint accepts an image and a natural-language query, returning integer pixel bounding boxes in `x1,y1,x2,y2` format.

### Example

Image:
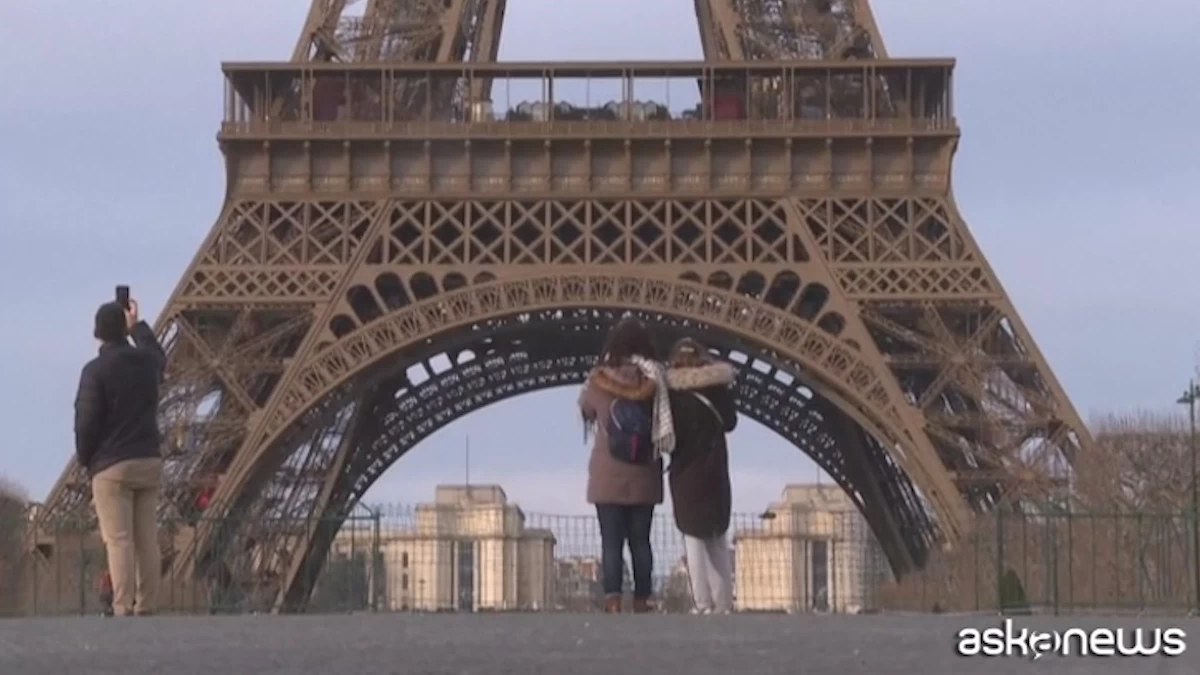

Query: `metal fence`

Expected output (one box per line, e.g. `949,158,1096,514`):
883,509,1199,615
7,505,1198,617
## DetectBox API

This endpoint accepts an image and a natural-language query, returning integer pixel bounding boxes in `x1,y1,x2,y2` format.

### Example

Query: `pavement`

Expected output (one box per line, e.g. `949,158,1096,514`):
2,612,1199,674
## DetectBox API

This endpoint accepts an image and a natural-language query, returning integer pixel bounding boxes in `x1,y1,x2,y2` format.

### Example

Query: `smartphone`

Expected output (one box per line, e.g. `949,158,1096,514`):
115,285,130,310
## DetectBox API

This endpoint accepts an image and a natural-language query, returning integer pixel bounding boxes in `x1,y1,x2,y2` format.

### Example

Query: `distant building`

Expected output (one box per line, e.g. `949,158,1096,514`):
659,556,695,613
329,485,555,612
733,484,889,614
554,556,603,610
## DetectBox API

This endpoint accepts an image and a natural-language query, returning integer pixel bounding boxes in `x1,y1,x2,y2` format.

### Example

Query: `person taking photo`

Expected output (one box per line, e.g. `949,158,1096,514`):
75,294,166,617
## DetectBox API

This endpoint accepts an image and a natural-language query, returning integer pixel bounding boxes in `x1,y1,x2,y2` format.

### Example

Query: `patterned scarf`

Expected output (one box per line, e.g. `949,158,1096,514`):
630,355,676,458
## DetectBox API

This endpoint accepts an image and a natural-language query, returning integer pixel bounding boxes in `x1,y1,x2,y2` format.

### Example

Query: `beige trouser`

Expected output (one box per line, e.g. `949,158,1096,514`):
92,457,162,616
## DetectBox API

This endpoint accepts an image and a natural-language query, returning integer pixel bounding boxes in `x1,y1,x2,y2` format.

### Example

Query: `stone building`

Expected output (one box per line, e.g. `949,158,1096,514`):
328,485,555,611
733,484,889,613
553,556,603,611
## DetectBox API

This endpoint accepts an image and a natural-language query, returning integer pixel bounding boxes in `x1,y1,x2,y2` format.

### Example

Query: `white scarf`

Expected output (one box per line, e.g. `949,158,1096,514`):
630,355,675,458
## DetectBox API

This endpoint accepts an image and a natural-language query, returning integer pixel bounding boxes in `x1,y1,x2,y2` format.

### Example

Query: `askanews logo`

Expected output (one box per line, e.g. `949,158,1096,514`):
956,619,1186,660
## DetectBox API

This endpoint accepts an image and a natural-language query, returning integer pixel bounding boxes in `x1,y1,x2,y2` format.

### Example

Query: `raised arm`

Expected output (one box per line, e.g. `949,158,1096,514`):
123,299,165,380
74,363,105,468
129,320,166,380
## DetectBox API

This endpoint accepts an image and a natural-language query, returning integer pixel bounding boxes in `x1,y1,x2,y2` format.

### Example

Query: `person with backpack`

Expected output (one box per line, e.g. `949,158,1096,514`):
578,317,675,613
664,338,737,614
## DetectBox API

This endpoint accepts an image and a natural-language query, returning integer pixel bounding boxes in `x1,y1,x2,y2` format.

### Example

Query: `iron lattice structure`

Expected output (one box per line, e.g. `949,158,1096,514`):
37,0,1091,611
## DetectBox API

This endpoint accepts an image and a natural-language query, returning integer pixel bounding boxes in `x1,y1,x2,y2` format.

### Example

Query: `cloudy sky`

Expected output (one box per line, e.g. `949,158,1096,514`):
1,0,1197,514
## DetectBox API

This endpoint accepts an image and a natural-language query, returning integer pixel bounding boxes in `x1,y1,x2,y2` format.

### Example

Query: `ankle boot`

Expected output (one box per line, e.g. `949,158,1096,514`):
632,596,654,614
604,595,622,613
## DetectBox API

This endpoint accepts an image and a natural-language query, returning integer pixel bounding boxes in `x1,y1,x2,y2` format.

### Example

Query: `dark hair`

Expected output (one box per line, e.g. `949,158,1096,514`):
668,337,714,368
94,302,128,344
600,316,656,365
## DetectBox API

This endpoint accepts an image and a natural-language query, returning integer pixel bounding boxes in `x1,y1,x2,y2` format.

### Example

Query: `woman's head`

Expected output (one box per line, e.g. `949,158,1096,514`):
668,337,713,368
600,316,656,364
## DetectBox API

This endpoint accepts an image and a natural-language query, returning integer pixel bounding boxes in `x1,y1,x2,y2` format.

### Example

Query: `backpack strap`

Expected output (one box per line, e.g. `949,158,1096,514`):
690,391,724,428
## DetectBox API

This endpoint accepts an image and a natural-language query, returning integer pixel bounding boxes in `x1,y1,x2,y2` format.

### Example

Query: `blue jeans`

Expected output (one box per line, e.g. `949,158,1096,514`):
595,504,655,598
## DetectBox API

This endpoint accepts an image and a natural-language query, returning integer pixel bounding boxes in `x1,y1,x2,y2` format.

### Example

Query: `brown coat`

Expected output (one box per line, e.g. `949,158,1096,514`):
665,362,737,538
578,364,665,506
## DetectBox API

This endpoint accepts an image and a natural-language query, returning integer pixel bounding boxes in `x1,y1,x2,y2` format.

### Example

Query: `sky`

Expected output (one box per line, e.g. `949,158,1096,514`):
1,0,1198,515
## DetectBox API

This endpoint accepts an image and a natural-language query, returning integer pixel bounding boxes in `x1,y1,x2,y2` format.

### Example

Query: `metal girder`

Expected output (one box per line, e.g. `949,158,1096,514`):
184,269,964,561
300,0,507,64
696,0,748,60
287,0,508,125
273,392,373,610
467,0,505,103
697,0,888,61
293,0,350,62
230,310,934,611
310,0,885,65
860,297,1084,510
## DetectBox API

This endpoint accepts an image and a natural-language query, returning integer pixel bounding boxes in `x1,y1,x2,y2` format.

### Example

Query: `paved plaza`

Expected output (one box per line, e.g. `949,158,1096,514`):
2,612,1198,674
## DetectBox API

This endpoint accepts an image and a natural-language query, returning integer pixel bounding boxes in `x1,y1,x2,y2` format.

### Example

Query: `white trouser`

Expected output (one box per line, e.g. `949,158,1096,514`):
684,532,733,612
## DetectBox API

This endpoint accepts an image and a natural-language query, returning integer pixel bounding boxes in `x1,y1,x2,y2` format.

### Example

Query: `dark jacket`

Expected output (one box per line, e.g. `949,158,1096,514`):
74,321,166,477
665,361,737,538
578,363,664,506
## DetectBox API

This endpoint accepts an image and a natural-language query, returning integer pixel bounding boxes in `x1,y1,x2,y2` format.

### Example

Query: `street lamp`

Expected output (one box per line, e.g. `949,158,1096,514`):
1177,380,1200,613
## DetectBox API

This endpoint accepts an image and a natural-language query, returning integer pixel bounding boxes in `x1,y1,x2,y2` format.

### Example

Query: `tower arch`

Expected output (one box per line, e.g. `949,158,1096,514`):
180,272,969,610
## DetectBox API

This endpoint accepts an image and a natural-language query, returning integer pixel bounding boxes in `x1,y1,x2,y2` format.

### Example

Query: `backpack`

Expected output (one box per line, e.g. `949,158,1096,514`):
606,398,655,465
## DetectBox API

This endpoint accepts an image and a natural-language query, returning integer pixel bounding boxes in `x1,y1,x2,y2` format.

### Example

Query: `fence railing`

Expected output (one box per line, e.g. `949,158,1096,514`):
883,509,1199,615
5,505,1197,617
218,117,959,139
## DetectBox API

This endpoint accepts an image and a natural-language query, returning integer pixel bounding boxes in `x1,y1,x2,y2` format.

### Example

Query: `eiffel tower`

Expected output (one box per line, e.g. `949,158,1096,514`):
36,0,1091,611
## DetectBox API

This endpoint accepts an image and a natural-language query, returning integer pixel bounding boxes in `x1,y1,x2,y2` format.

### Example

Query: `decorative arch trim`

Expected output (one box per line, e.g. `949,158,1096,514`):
233,272,965,540
262,309,940,610
273,274,899,434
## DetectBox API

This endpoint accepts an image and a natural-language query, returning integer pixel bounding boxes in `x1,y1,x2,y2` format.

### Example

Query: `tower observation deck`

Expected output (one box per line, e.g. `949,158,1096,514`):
218,60,957,200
